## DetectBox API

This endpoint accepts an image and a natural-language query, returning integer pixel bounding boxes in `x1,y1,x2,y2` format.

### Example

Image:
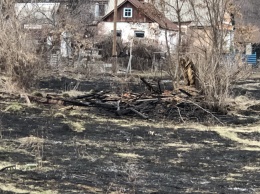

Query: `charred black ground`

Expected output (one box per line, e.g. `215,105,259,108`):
0,73,260,194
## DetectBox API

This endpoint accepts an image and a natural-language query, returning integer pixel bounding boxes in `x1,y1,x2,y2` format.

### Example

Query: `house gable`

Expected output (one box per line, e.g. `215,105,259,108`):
102,0,178,31
103,0,153,23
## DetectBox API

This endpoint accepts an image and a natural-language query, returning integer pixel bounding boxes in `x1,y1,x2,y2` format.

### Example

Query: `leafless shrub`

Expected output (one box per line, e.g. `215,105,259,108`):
141,0,252,113
131,39,162,71
0,1,42,90
185,0,251,112
95,35,126,60
96,36,163,70
18,1,96,69
194,53,249,112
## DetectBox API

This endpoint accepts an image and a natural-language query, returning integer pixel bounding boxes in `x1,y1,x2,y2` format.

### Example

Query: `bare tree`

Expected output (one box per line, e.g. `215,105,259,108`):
53,1,95,64
0,0,40,90
148,0,191,88
0,0,95,90
164,0,189,88
16,1,96,66
187,0,249,111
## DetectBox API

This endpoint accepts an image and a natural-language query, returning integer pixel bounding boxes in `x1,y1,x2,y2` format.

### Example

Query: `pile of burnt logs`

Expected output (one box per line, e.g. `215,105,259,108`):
27,78,211,122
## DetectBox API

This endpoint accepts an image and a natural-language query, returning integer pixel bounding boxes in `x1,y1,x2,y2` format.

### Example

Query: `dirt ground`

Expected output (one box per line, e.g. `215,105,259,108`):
1,69,260,194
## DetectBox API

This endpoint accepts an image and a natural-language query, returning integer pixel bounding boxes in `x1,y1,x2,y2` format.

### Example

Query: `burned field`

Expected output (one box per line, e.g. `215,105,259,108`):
1,74,260,193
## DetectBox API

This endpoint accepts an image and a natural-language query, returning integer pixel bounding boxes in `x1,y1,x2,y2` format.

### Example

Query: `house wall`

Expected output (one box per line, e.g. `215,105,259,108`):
98,22,178,51
188,27,234,54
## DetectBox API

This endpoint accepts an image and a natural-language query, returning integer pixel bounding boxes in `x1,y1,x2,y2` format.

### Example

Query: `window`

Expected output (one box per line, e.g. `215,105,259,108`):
134,31,145,38
111,30,122,37
123,8,132,18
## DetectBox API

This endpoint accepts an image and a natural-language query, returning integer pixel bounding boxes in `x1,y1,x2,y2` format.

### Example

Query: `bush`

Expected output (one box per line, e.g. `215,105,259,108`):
95,35,126,60
0,1,42,90
131,40,162,71
96,36,163,71
194,53,250,112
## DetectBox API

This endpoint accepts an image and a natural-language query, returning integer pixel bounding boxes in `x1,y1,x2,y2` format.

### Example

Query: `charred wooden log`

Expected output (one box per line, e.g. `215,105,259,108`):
140,77,161,94
179,88,193,97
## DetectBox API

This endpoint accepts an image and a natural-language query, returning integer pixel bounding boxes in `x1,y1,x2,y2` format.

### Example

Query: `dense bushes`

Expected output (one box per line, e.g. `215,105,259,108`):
96,36,163,71
0,1,42,90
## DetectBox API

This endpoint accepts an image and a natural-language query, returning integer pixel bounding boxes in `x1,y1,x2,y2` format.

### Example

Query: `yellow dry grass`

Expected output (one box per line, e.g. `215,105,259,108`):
175,123,260,150
17,136,45,146
0,184,32,194
4,103,23,112
114,152,143,159
53,112,67,118
67,121,86,132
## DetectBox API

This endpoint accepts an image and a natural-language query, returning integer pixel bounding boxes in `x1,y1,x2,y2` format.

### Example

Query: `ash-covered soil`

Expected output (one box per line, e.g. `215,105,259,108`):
0,72,260,193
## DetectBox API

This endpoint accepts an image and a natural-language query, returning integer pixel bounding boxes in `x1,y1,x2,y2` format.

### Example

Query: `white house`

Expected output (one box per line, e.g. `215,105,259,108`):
104,0,235,53
98,0,179,51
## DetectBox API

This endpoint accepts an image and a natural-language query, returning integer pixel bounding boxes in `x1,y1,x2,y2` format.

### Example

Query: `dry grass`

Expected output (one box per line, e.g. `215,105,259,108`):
0,2,41,89
53,112,67,119
114,153,143,159
175,123,260,151
64,120,86,132
4,103,23,112
0,184,32,194
0,78,259,193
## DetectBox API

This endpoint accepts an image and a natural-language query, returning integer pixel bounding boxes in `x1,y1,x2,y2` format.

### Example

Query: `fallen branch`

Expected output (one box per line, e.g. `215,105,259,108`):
179,88,192,97
185,100,224,125
23,87,226,123
129,108,149,119
175,105,185,123
136,98,159,102
116,107,148,119
140,77,160,94
0,165,16,172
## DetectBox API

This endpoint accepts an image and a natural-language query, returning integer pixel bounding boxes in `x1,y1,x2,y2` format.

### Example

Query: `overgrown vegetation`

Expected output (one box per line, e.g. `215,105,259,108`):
0,0,97,90
95,35,125,60
131,39,162,71
0,0,41,90
187,0,250,112
96,36,163,71
0,0,255,113
1,1,260,193
152,0,252,111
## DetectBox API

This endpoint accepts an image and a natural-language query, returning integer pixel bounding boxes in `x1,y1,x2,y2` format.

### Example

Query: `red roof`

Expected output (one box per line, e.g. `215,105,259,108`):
102,0,178,31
